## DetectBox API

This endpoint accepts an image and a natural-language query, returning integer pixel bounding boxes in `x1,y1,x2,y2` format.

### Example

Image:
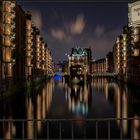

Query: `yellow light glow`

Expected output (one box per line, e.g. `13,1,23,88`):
26,20,31,30
4,36,11,46
5,14,11,24
3,48,12,62
3,2,11,13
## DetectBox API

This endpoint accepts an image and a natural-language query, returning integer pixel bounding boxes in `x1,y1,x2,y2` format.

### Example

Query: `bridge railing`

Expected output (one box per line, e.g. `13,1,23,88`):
89,72,118,77
0,117,139,139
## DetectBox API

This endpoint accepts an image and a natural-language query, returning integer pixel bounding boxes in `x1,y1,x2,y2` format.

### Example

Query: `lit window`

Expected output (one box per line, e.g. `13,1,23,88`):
3,2,11,12
3,47,12,62
134,36,139,42
5,14,11,24
4,25,11,35
26,58,31,66
26,31,31,36
134,28,139,35
4,36,11,46
133,49,139,56
26,20,31,30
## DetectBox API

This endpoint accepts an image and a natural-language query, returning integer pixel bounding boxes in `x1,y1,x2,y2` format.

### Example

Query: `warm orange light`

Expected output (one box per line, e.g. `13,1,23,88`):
26,20,31,30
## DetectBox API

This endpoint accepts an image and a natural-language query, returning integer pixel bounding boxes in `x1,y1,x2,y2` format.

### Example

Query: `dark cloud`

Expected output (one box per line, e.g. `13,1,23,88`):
17,1,131,62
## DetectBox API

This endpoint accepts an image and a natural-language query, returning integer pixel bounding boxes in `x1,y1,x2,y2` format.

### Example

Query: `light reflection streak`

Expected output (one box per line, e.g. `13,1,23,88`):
65,82,90,116
133,115,140,140
36,94,41,133
26,97,34,139
122,90,128,135
3,117,16,139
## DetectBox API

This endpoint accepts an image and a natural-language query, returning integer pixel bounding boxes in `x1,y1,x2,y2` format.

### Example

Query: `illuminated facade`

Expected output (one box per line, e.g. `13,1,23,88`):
126,1,140,85
45,46,53,75
1,1,16,79
115,35,122,74
41,40,45,73
68,47,92,77
91,58,107,73
25,12,32,78
34,28,41,72
127,26,140,86
0,1,53,81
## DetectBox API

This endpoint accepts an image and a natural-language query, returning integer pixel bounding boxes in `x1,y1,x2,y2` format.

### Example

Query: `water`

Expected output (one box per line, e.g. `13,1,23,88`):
0,77,140,139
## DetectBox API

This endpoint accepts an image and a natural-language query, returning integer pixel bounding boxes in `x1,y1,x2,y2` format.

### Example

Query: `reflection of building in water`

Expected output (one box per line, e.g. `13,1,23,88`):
42,87,46,119
92,78,108,91
36,79,53,134
112,84,129,135
36,94,42,134
65,83,91,116
45,79,53,116
133,115,140,140
3,117,16,139
115,84,121,126
26,96,34,139
92,78,112,100
122,87,128,135
113,83,140,139
92,77,130,137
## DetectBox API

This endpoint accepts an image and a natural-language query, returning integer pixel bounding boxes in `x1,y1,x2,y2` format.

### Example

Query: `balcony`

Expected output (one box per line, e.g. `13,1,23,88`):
10,2,16,8
11,24,15,29
11,44,15,50
11,13,15,19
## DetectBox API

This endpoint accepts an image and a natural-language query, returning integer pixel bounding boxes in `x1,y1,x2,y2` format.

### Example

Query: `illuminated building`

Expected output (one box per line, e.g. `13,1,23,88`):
68,47,92,77
1,1,16,79
31,25,37,76
127,26,140,86
0,1,53,82
113,26,131,82
115,35,122,74
25,12,32,78
41,40,45,73
127,1,140,86
91,58,107,73
33,27,41,74
45,46,53,75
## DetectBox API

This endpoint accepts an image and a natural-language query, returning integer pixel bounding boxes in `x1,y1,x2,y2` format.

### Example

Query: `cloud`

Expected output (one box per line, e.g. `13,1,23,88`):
70,14,86,34
50,29,65,40
31,10,42,30
86,28,121,60
95,25,105,37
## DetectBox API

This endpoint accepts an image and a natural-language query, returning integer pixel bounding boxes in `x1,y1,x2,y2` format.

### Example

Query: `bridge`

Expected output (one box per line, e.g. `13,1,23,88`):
54,72,118,77
89,72,118,77
54,71,67,76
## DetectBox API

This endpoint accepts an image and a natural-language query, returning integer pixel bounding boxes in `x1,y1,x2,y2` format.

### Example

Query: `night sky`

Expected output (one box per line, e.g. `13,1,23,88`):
17,0,133,63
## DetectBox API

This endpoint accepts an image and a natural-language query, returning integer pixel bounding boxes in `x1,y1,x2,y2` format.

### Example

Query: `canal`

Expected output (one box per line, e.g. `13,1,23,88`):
0,76,140,139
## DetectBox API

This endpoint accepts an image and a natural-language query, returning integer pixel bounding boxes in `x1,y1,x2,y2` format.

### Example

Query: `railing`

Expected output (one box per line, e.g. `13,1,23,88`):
0,117,140,139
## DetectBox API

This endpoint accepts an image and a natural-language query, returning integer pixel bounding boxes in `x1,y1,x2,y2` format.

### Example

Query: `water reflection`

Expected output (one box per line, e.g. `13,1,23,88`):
3,117,16,139
36,79,54,134
0,77,140,139
91,78,140,139
64,82,91,116
133,115,140,139
26,97,34,139
36,94,41,133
